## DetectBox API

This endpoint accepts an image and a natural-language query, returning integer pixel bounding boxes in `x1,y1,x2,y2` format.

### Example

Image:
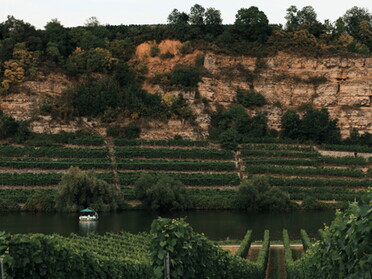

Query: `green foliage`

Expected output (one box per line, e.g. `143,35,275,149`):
301,196,325,210
255,230,270,277
235,230,253,258
113,139,208,147
169,65,201,88
115,147,234,160
241,149,319,158
55,167,119,212
300,229,311,251
234,6,271,42
0,232,151,279
120,172,240,186
281,110,302,139
150,218,262,279
268,176,372,188
0,111,30,142
244,157,317,166
288,191,372,278
236,89,267,108
116,160,236,171
0,197,20,212
246,164,365,178
23,190,56,212
134,173,192,211
236,176,294,212
149,45,160,57
219,128,240,150
209,104,268,144
24,132,105,146
281,108,341,144
123,122,141,139
282,229,294,269
321,143,372,153
159,51,175,60
242,143,314,152
0,146,109,158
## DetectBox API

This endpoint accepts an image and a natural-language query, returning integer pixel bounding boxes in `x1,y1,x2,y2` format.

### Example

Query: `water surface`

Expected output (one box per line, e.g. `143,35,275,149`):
0,210,335,240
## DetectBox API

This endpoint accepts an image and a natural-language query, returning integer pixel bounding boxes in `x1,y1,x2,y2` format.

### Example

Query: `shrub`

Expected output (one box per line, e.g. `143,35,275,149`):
169,65,201,88
134,173,192,211
150,45,160,57
179,41,194,55
23,190,56,212
55,167,119,212
123,122,141,139
236,176,294,212
159,51,175,59
236,89,267,108
0,198,20,212
219,128,240,150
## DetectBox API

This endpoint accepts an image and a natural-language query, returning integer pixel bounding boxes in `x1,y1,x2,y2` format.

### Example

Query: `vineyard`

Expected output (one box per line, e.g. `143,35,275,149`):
0,137,371,209
0,220,322,279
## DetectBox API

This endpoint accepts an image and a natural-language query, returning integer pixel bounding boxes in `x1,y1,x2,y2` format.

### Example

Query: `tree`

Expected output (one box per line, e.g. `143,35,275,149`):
56,167,119,212
236,176,293,212
342,6,371,40
204,7,223,36
281,110,302,139
234,6,270,42
189,4,205,25
285,5,324,37
236,89,266,108
205,8,222,26
249,112,268,137
44,19,71,57
134,173,192,211
219,128,240,150
167,9,189,25
301,107,340,144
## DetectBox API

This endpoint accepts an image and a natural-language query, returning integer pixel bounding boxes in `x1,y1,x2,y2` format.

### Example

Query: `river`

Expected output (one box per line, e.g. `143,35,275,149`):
0,210,335,241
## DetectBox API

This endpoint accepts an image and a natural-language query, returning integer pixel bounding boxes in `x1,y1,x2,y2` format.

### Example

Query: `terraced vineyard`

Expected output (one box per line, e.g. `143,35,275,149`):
241,143,372,202
0,137,371,207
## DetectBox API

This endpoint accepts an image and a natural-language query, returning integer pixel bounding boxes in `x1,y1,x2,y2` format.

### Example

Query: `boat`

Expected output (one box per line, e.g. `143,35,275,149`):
79,208,99,221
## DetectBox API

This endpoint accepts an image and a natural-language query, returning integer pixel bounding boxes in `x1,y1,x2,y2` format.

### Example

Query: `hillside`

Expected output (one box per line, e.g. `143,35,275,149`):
1,40,371,140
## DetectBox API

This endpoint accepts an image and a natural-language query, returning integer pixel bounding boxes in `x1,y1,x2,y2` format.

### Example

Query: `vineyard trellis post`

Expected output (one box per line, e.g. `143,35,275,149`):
0,257,4,279
164,252,170,279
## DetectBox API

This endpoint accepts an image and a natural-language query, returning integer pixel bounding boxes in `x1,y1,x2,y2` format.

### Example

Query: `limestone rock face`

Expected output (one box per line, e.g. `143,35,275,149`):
199,52,372,138
1,43,371,139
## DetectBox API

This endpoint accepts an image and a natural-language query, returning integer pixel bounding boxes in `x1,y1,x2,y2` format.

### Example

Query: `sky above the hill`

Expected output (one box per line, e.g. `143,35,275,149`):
1,0,371,29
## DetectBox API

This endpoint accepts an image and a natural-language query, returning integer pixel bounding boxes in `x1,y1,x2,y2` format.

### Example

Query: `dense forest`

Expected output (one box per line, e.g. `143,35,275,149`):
0,4,372,147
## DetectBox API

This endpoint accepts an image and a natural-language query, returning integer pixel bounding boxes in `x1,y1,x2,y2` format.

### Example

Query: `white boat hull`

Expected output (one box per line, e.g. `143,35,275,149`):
79,215,98,221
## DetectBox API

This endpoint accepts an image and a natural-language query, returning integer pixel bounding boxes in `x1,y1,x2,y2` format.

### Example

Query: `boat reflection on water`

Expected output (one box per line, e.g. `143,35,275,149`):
79,220,98,235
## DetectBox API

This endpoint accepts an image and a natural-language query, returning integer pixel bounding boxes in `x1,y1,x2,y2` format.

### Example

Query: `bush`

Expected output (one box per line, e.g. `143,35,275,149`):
0,198,20,212
149,45,160,57
236,89,266,108
23,190,56,212
236,176,294,212
134,173,192,211
169,65,201,88
123,122,141,139
159,51,175,60
219,128,240,150
55,167,119,212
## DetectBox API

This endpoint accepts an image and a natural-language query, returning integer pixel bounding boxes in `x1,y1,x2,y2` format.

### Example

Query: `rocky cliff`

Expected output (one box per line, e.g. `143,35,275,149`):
1,40,371,139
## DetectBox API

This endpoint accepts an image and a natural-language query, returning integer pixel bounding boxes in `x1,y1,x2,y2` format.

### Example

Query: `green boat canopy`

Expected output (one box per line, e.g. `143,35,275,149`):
80,208,95,213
